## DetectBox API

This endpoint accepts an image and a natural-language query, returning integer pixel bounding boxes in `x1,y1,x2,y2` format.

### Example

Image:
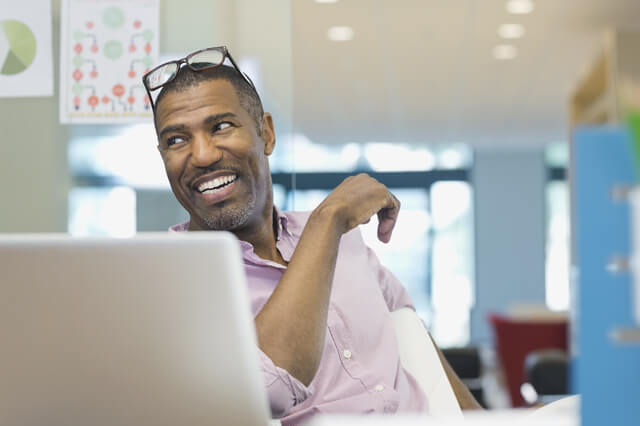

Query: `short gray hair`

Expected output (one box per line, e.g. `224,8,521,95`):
153,65,264,133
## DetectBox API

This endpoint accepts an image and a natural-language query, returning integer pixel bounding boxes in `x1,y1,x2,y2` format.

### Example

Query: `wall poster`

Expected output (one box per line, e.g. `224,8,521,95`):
60,0,159,124
0,0,54,97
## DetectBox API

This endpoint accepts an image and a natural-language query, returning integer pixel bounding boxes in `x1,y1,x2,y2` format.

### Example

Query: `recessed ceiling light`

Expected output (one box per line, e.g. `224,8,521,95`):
315,0,339,3
493,44,517,60
327,26,354,42
506,0,534,14
498,23,525,39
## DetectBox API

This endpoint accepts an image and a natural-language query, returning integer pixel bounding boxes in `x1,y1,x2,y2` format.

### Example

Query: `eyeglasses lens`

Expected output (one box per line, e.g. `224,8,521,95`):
188,49,225,69
146,62,179,90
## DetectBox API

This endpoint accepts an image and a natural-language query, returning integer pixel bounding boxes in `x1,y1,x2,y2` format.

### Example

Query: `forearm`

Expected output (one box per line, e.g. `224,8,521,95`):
254,208,342,385
255,174,401,387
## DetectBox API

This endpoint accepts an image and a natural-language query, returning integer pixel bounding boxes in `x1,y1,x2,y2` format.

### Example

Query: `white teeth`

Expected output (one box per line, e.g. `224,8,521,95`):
198,174,237,193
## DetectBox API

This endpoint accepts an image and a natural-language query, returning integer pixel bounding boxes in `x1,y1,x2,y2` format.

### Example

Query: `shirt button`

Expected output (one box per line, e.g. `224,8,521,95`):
343,349,352,359
375,384,385,392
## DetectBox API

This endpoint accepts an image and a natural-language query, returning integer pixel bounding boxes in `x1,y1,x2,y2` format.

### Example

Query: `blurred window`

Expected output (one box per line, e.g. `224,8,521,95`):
545,180,570,311
68,186,136,237
68,124,164,234
544,143,570,312
281,142,474,347
430,181,474,347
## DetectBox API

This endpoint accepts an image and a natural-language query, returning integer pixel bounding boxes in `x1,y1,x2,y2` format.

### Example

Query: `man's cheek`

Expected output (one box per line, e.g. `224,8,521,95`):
165,157,183,178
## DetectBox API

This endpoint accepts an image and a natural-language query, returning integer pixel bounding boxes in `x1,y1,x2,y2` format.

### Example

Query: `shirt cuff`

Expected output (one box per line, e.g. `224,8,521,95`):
259,349,313,418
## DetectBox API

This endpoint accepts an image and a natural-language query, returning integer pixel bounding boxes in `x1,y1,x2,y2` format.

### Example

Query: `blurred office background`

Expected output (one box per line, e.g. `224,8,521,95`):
2,0,639,408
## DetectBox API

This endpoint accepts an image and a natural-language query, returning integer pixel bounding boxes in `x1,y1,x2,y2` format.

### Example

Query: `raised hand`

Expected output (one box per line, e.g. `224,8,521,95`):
313,173,401,243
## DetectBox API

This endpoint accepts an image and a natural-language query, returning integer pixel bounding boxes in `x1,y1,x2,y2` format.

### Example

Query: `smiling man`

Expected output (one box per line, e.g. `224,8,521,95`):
144,46,480,424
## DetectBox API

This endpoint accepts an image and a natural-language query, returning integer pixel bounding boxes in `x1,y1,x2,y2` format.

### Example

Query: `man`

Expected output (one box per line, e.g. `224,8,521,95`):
144,46,480,424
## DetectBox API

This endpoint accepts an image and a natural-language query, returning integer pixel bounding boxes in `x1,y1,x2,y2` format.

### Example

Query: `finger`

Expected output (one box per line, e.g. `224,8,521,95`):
377,193,400,243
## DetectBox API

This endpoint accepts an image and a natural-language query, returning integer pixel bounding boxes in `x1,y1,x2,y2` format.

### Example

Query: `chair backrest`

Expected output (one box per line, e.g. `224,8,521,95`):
524,349,568,396
488,313,568,407
391,308,463,419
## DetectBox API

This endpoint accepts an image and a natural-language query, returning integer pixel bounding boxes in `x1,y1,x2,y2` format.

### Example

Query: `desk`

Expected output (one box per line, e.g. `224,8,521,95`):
305,396,579,426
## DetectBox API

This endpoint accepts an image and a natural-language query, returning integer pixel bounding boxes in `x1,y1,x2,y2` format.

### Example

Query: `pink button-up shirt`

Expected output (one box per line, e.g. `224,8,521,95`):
171,208,428,424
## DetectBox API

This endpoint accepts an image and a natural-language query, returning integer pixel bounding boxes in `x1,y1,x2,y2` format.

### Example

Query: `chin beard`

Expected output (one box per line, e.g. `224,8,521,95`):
200,198,256,231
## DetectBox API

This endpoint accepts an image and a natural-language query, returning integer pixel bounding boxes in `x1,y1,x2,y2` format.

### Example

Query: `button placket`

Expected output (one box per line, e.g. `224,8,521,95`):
327,304,363,380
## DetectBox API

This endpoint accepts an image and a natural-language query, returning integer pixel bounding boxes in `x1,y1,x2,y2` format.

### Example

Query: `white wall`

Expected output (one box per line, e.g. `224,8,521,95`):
160,0,236,54
0,0,69,233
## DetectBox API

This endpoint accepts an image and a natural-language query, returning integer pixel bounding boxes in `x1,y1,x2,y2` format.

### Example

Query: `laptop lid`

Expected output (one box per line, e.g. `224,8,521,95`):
0,232,270,426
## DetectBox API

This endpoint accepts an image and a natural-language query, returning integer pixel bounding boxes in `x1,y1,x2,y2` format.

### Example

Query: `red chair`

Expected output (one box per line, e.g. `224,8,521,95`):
488,313,568,407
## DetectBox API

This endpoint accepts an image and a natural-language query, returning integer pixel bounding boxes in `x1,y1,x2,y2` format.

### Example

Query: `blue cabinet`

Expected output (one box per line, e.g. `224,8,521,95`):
573,126,640,425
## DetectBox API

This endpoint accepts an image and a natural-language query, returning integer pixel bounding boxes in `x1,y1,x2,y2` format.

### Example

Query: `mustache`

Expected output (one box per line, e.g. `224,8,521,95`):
189,163,242,180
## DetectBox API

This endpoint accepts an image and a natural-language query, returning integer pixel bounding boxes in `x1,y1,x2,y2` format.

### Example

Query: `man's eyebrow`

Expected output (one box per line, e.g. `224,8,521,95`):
158,113,239,140
203,112,239,126
159,124,186,139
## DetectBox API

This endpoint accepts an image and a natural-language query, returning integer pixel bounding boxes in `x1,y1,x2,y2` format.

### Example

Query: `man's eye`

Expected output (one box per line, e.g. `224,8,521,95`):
212,122,233,133
166,136,186,147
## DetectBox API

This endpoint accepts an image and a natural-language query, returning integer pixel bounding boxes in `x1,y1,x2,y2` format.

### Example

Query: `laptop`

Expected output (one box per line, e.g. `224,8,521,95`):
0,232,271,426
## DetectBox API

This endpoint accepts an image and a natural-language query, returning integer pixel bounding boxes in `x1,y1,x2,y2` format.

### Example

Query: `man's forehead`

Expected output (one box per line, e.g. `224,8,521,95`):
155,79,242,127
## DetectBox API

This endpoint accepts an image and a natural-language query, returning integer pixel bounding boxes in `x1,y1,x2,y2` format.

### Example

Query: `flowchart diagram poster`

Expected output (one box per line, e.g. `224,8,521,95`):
0,0,54,97
60,0,159,124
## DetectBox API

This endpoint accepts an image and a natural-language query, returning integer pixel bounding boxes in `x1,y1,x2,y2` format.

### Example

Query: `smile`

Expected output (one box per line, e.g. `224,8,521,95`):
197,174,237,194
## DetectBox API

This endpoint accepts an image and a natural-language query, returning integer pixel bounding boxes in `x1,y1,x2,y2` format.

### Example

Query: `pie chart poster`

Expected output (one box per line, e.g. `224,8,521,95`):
59,0,159,124
0,0,54,98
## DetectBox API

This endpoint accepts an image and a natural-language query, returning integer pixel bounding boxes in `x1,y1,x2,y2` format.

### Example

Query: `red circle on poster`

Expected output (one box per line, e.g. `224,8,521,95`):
112,84,125,97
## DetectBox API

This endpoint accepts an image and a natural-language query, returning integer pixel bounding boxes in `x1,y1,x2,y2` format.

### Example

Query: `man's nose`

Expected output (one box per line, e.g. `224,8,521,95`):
189,134,222,167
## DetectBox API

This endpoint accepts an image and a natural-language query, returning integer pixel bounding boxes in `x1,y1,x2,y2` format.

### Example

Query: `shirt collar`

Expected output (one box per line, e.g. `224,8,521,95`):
168,221,189,232
273,205,289,241
169,206,291,241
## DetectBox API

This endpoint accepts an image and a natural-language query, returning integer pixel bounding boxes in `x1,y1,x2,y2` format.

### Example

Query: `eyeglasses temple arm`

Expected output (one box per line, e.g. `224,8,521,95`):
226,51,257,90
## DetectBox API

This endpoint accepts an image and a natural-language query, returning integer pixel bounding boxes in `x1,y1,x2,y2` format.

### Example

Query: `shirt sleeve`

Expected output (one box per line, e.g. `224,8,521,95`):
258,348,313,418
365,244,415,312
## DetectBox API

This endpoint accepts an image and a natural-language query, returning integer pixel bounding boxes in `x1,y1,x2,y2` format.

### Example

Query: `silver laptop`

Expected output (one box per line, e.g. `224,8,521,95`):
0,232,270,426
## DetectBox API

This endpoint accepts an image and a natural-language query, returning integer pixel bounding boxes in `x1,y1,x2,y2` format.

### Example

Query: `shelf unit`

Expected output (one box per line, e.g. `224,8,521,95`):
570,30,640,127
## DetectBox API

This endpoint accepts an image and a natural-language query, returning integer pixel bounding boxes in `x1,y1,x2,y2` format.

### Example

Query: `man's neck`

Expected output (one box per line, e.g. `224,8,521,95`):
232,206,287,266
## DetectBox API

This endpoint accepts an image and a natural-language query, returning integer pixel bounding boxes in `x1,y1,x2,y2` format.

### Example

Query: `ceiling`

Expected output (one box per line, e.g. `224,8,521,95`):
290,0,640,147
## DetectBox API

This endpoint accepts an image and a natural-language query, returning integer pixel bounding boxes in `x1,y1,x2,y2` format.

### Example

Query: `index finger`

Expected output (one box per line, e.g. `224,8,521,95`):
377,192,400,243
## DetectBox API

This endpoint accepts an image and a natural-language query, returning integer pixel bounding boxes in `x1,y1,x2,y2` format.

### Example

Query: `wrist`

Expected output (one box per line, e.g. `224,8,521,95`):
308,204,346,238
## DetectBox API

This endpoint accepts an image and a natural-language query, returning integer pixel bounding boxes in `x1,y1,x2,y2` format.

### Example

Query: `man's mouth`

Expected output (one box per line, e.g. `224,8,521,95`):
196,174,238,194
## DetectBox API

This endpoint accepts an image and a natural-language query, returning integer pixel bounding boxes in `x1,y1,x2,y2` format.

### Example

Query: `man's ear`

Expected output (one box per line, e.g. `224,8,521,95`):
261,112,276,156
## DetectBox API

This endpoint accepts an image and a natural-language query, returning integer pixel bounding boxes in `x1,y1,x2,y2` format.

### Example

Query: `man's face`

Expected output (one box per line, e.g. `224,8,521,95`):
154,79,275,231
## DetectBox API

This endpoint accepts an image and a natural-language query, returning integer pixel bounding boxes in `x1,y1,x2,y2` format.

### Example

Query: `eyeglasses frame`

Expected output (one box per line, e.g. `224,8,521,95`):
142,46,257,111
